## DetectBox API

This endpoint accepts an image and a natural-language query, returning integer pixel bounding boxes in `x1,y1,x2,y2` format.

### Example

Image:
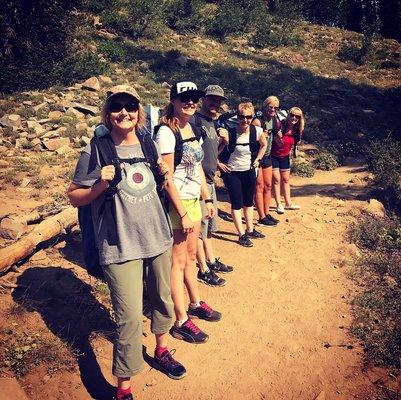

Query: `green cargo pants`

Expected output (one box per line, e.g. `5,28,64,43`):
103,249,173,377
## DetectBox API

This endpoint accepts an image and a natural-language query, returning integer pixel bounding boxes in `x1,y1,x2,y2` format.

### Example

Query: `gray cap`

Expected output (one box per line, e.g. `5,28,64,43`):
204,85,226,100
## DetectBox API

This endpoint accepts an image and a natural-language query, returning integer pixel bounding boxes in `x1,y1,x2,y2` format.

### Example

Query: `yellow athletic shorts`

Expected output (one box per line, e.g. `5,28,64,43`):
168,198,202,230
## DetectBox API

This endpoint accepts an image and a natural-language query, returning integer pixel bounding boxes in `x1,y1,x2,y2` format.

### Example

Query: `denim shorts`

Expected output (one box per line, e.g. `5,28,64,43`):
260,155,272,169
271,155,290,171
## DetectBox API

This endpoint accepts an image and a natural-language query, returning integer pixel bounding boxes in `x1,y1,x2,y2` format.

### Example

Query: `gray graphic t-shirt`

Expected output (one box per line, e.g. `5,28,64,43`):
73,142,172,266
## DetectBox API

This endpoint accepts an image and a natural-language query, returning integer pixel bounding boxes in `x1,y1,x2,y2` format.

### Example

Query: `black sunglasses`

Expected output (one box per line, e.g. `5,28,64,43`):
109,102,139,113
289,113,301,119
177,93,201,104
267,106,279,110
238,114,253,120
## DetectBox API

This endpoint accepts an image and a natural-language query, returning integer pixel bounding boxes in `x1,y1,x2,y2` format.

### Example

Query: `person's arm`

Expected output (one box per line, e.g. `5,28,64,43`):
253,130,267,168
216,128,231,173
161,153,194,233
199,166,215,219
67,165,115,207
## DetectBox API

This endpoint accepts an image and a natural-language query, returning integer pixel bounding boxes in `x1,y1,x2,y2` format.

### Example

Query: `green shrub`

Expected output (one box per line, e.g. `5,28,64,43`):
98,40,127,63
363,138,401,211
349,216,401,252
291,161,315,177
101,0,165,39
314,151,338,171
165,0,206,33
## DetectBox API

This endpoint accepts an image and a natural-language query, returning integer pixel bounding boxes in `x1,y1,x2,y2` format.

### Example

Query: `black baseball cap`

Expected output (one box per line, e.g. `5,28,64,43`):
170,81,205,101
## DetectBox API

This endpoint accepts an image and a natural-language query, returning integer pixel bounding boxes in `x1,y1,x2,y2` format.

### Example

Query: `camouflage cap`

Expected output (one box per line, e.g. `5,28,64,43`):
204,85,226,100
106,84,140,102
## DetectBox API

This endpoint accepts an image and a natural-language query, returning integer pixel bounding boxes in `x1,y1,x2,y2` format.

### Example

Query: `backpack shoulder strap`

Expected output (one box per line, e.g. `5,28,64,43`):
227,127,237,153
249,125,260,164
138,129,159,170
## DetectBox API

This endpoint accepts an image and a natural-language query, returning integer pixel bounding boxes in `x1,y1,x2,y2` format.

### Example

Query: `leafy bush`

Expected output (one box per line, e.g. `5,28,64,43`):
101,0,165,39
291,161,315,177
313,151,338,170
207,0,265,39
165,0,207,33
363,138,401,211
349,216,401,252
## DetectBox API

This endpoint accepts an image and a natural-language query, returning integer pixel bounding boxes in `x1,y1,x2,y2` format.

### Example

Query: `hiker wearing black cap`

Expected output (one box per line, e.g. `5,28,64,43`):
155,81,222,345
193,85,234,287
68,85,186,400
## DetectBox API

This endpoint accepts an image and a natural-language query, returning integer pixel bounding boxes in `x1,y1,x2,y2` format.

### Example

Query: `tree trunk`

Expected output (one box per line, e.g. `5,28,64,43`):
0,207,78,273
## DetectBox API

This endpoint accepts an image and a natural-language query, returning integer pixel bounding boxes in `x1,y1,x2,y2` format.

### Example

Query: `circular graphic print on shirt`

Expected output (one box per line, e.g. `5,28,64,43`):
119,163,156,202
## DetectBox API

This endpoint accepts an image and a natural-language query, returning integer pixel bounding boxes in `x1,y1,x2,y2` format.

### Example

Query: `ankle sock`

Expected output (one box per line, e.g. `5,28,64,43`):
117,387,131,399
190,302,201,309
155,345,168,358
176,318,188,327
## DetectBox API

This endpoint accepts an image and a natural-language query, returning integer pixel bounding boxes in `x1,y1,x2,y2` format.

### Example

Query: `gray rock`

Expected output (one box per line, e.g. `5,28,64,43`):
33,102,48,112
43,137,71,151
65,107,86,120
82,76,101,91
69,102,99,116
0,217,27,240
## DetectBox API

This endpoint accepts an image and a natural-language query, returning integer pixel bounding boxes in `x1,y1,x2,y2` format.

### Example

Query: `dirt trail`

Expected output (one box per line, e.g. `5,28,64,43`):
2,160,381,400
95,160,376,400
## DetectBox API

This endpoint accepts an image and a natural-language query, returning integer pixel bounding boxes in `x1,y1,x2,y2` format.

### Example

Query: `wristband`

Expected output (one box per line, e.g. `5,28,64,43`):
204,199,213,204
180,212,187,219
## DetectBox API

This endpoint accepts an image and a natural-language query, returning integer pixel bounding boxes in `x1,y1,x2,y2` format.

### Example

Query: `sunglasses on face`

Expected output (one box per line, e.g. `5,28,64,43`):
289,113,301,119
177,93,200,104
109,102,139,113
238,115,253,120
268,106,279,110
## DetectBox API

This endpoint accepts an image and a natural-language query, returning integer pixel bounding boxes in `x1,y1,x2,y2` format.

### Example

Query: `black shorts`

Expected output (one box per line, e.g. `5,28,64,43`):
271,155,290,171
260,155,272,169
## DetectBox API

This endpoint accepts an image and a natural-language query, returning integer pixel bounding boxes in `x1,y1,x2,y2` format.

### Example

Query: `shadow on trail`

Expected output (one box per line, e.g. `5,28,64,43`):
12,266,116,400
291,182,369,200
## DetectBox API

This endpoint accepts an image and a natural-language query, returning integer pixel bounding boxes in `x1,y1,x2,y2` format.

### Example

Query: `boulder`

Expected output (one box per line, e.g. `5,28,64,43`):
76,122,89,134
33,102,48,112
365,199,386,218
82,76,101,91
55,144,73,155
0,217,27,240
65,107,86,120
48,110,63,120
0,114,22,128
43,137,71,151
69,102,99,116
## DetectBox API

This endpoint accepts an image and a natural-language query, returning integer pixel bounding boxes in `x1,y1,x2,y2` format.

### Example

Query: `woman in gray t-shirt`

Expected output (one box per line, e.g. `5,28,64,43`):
67,85,186,400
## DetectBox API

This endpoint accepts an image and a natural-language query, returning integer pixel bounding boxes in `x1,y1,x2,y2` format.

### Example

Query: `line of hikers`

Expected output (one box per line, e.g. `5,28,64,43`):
68,81,305,400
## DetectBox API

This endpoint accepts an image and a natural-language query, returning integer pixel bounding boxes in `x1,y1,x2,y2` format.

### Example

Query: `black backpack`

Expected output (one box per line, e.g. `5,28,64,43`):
77,125,163,280
153,121,206,170
218,125,259,166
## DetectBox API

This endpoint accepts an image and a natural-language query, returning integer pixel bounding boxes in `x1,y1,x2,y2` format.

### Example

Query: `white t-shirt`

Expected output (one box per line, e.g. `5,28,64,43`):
228,126,263,171
155,125,204,199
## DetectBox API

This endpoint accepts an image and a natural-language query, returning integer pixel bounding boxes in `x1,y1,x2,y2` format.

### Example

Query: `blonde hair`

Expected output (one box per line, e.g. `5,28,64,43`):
159,102,180,132
288,106,305,132
237,102,255,116
101,97,146,132
262,95,279,115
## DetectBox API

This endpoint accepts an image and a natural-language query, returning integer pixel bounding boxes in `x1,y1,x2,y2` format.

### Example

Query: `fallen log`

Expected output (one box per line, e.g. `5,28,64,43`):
0,207,78,273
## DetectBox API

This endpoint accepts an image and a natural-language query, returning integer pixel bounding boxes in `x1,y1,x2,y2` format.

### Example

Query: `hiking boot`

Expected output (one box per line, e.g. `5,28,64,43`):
246,229,265,239
170,318,209,343
259,216,277,227
238,233,253,247
188,301,222,322
198,269,226,287
153,349,187,380
207,258,234,273
113,394,134,400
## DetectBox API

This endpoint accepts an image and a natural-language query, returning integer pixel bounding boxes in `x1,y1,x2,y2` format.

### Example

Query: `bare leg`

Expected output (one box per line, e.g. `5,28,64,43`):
243,206,254,232
183,222,202,304
155,332,168,348
171,229,190,322
231,208,244,236
263,166,273,215
196,238,208,273
255,167,265,220
272,168,281,206
281,170,291,206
